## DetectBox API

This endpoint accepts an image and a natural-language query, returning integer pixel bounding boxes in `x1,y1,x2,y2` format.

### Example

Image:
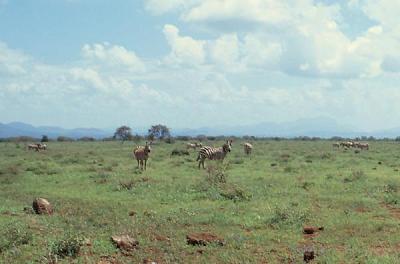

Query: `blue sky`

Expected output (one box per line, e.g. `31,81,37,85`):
0,0,399,131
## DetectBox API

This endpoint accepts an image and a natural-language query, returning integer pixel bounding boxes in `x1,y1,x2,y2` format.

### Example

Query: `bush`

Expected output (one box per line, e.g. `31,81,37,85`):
164,137,175,144
171,149,190,156
57,136,74,142
49,233,83,259
0,223,32,252
266,207,309,228
219,184,252,202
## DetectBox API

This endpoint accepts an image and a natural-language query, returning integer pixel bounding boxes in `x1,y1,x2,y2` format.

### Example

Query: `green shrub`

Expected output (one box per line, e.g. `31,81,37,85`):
49,233,83,259
0,223,32,252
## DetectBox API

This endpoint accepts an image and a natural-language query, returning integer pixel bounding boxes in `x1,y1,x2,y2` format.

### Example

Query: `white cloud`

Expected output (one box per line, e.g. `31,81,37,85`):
82,43,145,72
151,0,400,78
163,24,206,66
0,42,30,75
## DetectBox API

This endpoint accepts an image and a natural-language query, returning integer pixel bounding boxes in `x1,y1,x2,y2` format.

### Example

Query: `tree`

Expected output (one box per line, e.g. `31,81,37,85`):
148,124,170,140
113,126,132,143
41,135,49,142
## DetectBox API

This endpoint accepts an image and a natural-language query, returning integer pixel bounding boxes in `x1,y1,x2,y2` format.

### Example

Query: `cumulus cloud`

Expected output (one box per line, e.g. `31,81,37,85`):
163,24,206,66
151,0,400,78
82,43,145,72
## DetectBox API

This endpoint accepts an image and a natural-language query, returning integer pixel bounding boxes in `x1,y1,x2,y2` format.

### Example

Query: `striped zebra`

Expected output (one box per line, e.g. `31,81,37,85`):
243,142,253,155
197,140,233,169
133,142,151,170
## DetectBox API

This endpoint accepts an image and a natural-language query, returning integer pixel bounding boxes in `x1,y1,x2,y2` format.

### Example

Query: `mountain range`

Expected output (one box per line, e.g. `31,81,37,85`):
1,118,400,139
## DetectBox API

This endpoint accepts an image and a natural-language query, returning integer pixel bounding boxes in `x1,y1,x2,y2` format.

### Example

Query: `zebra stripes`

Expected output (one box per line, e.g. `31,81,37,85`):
197,140,233,169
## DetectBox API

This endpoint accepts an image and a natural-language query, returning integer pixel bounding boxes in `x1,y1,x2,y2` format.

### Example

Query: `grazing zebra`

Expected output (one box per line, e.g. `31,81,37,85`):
133,142,151,170
38,143,47,150
243,142,253,155
358,142,369,150
197,140,233,169
28,144,40,151
186,142,202,150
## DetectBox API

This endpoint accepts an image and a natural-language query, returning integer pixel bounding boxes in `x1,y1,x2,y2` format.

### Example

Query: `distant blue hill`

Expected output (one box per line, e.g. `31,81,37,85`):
0,122,111,139
1,118,399,139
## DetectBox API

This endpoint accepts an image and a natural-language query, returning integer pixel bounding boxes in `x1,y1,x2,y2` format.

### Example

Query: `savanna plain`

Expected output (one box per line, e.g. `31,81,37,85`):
0,140,399,263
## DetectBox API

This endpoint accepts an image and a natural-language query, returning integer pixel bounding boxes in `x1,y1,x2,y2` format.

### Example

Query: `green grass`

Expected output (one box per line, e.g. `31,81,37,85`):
0,140,399,263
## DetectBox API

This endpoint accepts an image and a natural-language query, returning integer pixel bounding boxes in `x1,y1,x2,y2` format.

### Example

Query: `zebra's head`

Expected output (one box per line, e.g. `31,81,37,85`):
223,140,233,153
145,142,151,153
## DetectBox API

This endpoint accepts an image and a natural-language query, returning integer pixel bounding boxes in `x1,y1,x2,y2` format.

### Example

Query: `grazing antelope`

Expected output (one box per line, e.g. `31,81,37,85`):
332,142,340,148
197,140,233,169
243,142,253,155
133,142,151,170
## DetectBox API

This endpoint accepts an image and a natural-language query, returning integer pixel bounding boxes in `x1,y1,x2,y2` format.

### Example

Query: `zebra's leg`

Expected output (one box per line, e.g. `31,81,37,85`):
137,159,139,168
202,159,205,169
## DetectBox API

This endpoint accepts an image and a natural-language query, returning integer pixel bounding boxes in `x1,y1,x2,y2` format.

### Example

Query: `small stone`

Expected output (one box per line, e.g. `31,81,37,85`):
32,198,53,215
111,235,139,251
304,250,315,262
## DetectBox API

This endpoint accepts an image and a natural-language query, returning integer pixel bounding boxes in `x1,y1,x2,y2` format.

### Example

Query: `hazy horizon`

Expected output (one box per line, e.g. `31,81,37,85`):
1,1,399,131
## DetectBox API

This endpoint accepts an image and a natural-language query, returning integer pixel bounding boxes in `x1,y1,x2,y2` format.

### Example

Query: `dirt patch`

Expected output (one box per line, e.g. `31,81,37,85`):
186,232,224,246
383,203,400,219
354,207,369,213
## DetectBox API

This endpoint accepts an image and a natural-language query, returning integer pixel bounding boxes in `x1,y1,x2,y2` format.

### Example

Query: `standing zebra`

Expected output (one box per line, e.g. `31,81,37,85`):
133,142,151,170
243,142,253,155
197,140,233,169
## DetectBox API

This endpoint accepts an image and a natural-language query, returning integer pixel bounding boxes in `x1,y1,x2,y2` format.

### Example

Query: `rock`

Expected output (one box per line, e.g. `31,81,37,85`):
186,232,224,246
303,226,324,234
128,211,136,216
111,235,139,251
303,249,315,262
32,198,53,215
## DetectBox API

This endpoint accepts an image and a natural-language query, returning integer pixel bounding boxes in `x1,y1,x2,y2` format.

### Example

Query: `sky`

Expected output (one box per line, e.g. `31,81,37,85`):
0,0,399,131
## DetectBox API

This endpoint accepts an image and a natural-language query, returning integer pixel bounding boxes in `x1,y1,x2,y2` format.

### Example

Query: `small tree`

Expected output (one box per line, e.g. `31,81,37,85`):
41,135,49,142
113,126,132,144
148,124,170,140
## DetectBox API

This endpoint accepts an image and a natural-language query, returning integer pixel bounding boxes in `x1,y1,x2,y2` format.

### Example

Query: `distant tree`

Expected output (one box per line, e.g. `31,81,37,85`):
41,135,49,142
148,124,170,140
78,136,95,142
57,136,74,142
132,134,142,143
113,126,132,144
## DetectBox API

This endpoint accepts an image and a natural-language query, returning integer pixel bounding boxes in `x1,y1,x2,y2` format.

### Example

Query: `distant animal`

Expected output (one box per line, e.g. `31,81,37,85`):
133,142,151,170
28,144,40,151
332,142,340,148
358,142,369,150
197,140,233,169
186,142,202,150
243,142,253,155
38,143,47,150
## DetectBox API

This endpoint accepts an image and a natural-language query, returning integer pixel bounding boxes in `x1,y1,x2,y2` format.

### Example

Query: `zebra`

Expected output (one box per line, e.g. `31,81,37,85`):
243,142,253,155
133,142,151,170
186,142,202,150
28,144,40,151
196,140,233,169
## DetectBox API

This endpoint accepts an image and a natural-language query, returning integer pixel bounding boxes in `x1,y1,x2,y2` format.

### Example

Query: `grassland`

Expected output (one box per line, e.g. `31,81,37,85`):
0,140,399,263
